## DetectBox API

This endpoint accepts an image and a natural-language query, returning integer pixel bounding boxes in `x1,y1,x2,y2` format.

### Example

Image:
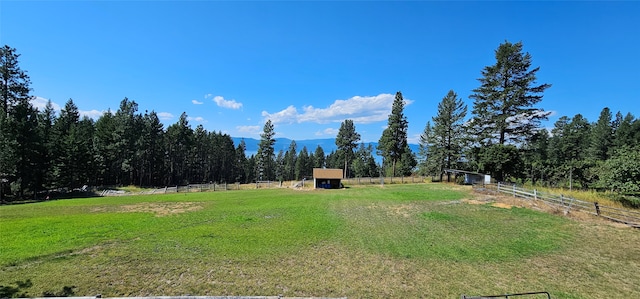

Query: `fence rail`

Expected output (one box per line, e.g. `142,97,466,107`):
342,176,426,185
477,183,640,228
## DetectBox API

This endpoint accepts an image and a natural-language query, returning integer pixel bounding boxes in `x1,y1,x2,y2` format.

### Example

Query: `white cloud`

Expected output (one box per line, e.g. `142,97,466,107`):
80,109,104,119
262,93,413,125
407,133,421,145
157,112,174,120
261,105,298,124
30,97,104,119
188,116,207,123
30,96,61,112
213,96,243,110
192,99,203,105
315,127,339,136
236,125,261,134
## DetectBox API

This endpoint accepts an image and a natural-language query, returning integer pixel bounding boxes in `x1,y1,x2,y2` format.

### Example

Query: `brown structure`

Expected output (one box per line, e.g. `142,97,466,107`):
313,168,343,189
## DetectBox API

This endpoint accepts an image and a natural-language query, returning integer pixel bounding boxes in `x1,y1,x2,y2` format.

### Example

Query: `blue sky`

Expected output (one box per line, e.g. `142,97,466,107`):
1,1,638,143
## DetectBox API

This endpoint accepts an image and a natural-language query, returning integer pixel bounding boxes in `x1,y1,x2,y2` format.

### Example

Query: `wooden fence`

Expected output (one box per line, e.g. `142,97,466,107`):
478,182,640,228
342,176,427,185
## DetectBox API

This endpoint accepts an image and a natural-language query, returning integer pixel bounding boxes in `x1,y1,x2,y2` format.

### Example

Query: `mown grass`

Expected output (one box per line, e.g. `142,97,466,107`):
1,184,638,298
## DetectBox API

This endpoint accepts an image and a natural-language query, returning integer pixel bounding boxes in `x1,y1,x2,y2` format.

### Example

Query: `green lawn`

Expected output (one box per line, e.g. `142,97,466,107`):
1,184,638,298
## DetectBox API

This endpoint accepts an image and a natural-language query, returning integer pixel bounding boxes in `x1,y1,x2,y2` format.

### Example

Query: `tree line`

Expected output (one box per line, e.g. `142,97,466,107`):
418,41,640,200
2,41,639,201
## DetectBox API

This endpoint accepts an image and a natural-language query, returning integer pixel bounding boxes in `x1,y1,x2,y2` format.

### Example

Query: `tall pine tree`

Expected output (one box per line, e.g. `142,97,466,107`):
469,41,551,145
377,91,409,178
256,120,276,181
335,119,360,178
421,90,467,181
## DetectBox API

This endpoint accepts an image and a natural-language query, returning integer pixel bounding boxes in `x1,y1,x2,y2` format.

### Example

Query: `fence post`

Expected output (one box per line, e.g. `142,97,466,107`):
561,194,564,206
534,189,537,200
594,202,601,216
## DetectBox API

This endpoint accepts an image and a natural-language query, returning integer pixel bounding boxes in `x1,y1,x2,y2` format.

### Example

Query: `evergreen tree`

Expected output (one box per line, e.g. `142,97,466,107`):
93,110,117,186
284,140,297,181
548,114,591,188
469,41,551,145
421,90,467,181
73,117,96,188
8,95,40,197
521,128,550,185
34,100,56,191
335,119,360,178
295,146,311,180
275,150,285,182
234,139,248,183
216,132,237,183
589,107,613,161
113,98,139,185
137,111,164,186
352,143,378,178
165,112,193,185
52,99,81,189
613,112,637,148
191,125,209,183
313,145,325,168
1,45,31,115
256,120,276,181
377,91,408,178
0,46,34,200
418,122,439,177
478,144,522,182
397,144,417,176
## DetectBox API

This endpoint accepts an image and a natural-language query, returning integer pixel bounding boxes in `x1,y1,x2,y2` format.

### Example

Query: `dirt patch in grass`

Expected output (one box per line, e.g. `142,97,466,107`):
491,202,513,209
473,191,635,228
118,202,204,217
364,203,419,218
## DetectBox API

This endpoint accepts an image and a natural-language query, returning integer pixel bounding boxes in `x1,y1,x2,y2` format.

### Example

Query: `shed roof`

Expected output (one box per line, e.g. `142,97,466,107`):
313,168,343,179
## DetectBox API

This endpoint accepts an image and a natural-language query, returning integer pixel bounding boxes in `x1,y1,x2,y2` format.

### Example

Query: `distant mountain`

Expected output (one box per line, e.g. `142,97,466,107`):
231,137,420,160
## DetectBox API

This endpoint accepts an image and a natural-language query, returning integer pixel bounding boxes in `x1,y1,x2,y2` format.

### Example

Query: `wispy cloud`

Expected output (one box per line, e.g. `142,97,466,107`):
213,96,242,110
205,94,243,110
157,112,174,120
192,99,203,105
407,133,421,145
80,109,104,119
262,93,413,125
188,116,207,123
236,125,261,134
315,127,338,136
30,96,61,112
30,97,104,119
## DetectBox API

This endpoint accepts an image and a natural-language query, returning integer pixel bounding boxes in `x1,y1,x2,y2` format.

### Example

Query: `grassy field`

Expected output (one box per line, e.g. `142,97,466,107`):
1,184,638,298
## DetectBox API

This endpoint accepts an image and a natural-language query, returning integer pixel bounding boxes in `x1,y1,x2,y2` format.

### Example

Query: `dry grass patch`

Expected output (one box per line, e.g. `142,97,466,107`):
118,202,204,216
475,191,635,228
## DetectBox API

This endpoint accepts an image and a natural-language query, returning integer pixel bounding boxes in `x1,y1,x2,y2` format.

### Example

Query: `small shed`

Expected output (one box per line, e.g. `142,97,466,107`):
444,169,491,185
313,168,343,189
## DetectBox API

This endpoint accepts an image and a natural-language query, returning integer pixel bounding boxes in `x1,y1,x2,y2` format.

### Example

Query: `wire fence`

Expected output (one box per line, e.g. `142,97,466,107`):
477,182,640,228
100,176,429,197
